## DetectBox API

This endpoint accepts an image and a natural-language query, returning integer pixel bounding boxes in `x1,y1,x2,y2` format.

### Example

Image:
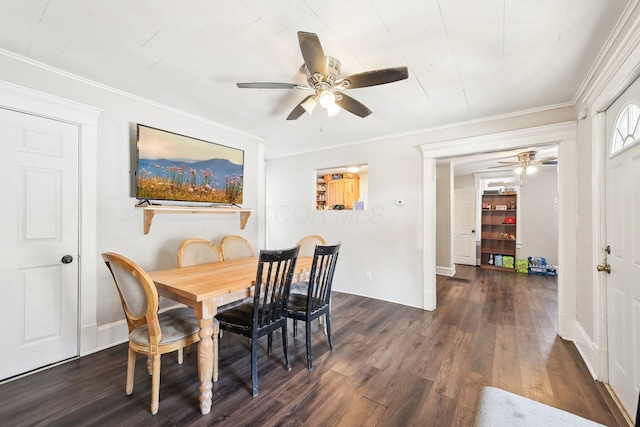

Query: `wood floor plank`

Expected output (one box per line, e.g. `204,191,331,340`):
491,323,523,396
0,266,623,427
469,320,497,379
334,396,387,427
375,375,434,426
516,326,555,405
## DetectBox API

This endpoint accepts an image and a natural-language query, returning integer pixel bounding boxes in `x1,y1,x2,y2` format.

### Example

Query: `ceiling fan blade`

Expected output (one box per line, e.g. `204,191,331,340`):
534,156,558,164
298,31,327,78
286,95,315,120
337,66,409,89
496,161,520,165
487,164,516,169
334,92,372,118
237,82,304,89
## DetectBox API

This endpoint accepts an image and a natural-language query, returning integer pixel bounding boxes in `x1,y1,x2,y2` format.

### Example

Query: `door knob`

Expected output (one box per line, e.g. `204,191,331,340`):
471,229,475,233
596,263,611,274
61,255,73,264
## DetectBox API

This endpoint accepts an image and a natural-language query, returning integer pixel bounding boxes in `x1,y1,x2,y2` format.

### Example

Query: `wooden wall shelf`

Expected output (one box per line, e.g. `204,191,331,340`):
136,205,253,234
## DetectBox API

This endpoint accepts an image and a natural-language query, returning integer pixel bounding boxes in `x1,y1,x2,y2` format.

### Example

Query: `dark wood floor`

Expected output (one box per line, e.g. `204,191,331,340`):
0,266,623,426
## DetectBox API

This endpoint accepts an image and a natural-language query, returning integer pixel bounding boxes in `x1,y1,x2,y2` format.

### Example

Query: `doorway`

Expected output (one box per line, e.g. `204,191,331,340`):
0,81,101,375
0,108,80,380
420,122,577,340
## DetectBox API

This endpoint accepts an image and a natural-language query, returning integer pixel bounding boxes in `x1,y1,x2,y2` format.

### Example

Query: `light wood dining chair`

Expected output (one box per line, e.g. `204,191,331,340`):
293,235,328,289
287,243,341,370
177,238,222,267
219,234,255,261
216,246,300,397
296,234,327,258
102,252,219,415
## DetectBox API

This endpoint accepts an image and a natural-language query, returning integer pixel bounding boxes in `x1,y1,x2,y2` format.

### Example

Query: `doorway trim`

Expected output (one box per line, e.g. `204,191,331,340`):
0,80,101,356
420,121,577,340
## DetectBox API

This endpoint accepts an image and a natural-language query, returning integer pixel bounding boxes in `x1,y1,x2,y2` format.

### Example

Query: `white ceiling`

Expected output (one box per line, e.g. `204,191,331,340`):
0,0,632,166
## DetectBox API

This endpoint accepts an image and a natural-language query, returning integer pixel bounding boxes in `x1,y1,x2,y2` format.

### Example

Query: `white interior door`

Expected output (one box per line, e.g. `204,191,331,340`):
0,108,79,380
454,188,477,266
605,83,640,416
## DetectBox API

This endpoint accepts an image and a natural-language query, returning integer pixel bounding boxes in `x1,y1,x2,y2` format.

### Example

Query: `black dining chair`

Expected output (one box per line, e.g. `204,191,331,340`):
287,243,341,370
215,246,299,397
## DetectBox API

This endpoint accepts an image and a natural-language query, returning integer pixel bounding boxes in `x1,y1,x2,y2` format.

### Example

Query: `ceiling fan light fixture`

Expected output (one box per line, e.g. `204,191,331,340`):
514,166,523,175
301,96,317,115
327,103,341,117
318,90,335,108
526,165,537,174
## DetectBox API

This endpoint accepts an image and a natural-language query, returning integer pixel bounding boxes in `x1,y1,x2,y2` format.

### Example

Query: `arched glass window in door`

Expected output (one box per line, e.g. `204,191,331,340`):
611,103,640,154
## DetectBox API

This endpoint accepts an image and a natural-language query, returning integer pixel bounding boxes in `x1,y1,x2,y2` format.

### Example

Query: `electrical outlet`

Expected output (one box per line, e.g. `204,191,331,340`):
395,200,404,206
366,271,372,280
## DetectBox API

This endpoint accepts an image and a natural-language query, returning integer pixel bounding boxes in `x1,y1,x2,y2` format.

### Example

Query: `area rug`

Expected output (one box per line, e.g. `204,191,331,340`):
472,386,605,426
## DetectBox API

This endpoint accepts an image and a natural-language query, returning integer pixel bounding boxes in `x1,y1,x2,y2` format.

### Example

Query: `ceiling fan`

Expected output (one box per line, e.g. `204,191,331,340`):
236,31,409,120
487,150,558,186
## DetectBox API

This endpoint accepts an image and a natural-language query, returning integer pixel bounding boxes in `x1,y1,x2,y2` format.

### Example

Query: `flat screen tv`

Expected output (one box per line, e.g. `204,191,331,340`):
135,124,244,205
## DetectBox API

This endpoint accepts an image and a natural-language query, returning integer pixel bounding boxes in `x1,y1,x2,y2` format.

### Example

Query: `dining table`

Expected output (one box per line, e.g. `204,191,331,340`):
147,255,313,415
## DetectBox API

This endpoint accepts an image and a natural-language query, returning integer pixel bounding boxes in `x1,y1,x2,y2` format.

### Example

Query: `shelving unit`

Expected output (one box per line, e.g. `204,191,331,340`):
316,178,326,210
136,205,253,235
480,193,517,271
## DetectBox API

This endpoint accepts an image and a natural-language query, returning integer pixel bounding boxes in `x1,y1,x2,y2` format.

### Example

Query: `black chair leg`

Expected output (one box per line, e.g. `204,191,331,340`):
636,387,639,427
326,312,333,351
306,319,313,370
251,335,259,397
267,333,273,355
293,319,298,338
282,324,291,370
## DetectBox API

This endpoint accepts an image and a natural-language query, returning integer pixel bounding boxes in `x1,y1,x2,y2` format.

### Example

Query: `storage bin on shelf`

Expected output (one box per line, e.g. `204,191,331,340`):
494,254,503,267
503,256,515,269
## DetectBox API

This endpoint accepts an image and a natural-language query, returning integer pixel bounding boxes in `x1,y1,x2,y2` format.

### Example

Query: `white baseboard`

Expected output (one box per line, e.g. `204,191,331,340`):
96,319,128,352
79,323,98,357
573,321,598,379
436,264,456,276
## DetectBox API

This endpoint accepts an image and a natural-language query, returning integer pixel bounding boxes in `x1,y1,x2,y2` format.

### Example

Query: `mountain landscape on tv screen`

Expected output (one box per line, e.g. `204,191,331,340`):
136,157,243,204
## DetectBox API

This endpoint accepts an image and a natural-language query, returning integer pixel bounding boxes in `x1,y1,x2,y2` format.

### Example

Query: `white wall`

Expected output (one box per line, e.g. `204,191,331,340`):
0,53,262,351
518,167,559,265
265,140,424,308
436,163,454,273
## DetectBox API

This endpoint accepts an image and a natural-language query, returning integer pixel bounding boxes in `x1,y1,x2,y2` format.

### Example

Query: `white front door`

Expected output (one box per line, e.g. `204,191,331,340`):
0,108,79,380
454,188,477,266
604,82,640,416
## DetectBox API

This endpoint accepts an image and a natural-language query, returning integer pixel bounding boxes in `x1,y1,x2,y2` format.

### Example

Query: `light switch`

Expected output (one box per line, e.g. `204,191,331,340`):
395,200,405,206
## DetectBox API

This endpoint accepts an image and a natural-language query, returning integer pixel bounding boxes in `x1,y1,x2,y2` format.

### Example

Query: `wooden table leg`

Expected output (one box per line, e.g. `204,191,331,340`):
195,301,215,415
